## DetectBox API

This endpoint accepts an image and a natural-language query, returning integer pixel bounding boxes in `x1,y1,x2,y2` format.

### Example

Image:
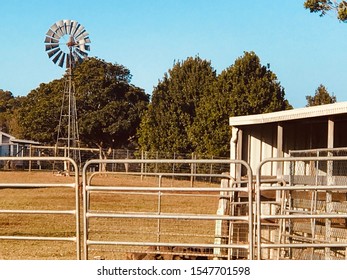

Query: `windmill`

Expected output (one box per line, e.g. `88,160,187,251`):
44,19,91,171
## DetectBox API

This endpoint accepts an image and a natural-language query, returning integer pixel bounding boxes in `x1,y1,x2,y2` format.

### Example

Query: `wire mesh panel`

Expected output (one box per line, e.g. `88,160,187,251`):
256,156,347,260
82,159,253,260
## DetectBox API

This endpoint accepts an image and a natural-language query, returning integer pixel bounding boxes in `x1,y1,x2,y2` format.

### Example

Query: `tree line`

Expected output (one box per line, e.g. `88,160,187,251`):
0,51,337,158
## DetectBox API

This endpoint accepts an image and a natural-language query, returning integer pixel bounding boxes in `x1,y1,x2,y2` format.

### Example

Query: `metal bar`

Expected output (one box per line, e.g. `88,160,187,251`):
0,236,76,242
259,185,347,191
0,183,76,188
0,210,76,215
85,186,248,192
86,240,250,250
86,212,250,221
261,243,347,249
261,213,347,219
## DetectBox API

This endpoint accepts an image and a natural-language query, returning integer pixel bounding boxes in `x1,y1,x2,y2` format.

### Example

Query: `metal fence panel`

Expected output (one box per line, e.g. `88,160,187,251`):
82,159,253,260
0,157,81,259
256,156,347,260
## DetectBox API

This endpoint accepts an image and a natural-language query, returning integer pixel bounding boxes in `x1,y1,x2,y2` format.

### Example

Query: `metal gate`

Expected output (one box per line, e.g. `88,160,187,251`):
0,157,81,259
82,159,253,260
256,156,347,260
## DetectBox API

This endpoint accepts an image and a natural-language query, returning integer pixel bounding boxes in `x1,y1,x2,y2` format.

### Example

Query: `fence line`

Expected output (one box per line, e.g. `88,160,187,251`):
1,153,347,260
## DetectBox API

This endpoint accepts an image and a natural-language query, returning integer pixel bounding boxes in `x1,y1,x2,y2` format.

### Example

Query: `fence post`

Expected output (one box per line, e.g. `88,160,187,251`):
190,153,196,187
29,144,32,172
214,175,230,259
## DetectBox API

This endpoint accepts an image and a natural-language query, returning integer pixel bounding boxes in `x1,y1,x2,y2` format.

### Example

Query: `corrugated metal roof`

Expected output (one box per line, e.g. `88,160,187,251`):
229,101,347,126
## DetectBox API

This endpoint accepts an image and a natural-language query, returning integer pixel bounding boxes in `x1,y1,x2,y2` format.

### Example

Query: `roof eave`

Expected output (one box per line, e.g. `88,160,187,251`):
229,101,347,127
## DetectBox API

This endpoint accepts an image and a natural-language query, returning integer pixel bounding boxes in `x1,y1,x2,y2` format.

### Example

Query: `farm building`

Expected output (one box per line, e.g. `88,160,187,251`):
229,101,347,260
229,101,347,178
0,131,39,157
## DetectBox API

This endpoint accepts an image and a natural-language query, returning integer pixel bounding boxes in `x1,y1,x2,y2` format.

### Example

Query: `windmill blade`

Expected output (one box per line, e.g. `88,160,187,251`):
47,47,61,58
46,29,57,39
77,38,91,45
75,47,88,58
62,20,68,35
45,43,59,51
72,50,84,64
44,36,59,44
49,23,58,33
46,29,61,40
76,39,91,52
58,53,66,68
76,31,89,41
71,22,81,36
69,20,77,35
55,20,65,37
52,50,63,64
77,43,86,52
56,19,64,28
73,25,85,38
48,23,63,39
64,19,71,34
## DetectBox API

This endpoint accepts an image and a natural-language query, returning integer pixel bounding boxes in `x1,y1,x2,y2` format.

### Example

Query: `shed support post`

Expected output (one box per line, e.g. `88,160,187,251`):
325,118,334,259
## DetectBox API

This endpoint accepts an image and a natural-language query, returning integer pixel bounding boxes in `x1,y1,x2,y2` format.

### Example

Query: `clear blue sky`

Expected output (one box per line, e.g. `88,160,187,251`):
1,0,347,108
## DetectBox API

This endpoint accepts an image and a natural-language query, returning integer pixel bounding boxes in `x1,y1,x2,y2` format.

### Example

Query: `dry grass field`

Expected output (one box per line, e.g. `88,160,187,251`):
0,171,224,260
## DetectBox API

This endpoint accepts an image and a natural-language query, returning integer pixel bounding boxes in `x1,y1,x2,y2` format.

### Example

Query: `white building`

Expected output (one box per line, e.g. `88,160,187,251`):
0,131,39,157
229,101,347,179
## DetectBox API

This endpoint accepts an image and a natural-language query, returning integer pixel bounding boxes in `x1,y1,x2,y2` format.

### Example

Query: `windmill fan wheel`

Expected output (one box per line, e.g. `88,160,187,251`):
44,19,91,68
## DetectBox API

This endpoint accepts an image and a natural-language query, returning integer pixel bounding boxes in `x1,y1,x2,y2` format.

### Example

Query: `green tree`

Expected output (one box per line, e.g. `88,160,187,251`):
18,80,64,143
190,51,292,157
304,0,347,21
138,56,217,154
0,89,22,134
139,52,291,157
74,58,149,149
219,51,291,116
18,57,149,149
306,84,336,106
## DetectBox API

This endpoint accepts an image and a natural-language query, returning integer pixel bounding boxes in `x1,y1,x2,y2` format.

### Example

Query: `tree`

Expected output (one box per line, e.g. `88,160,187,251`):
190,51,292,157
18,79,66,143
304,0,347,21
0,90,16,133
138,52,292,157
18,57,149,149
306,84,336,106
73,58,149,149
138,56,217,154
218,51,291,116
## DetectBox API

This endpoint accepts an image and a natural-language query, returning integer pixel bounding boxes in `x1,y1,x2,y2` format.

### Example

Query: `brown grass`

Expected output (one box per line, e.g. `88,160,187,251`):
0,171,222,260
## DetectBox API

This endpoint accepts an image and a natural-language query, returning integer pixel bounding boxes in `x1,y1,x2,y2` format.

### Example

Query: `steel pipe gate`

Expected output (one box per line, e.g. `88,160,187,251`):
82,159,254,260
0,157,81,259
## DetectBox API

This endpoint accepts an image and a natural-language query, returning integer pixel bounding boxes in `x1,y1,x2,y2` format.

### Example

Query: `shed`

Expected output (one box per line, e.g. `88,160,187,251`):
0,131,39,157
229,101,347,178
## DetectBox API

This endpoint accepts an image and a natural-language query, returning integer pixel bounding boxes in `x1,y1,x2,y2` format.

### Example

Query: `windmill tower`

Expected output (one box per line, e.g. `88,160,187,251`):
44,20,91,171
